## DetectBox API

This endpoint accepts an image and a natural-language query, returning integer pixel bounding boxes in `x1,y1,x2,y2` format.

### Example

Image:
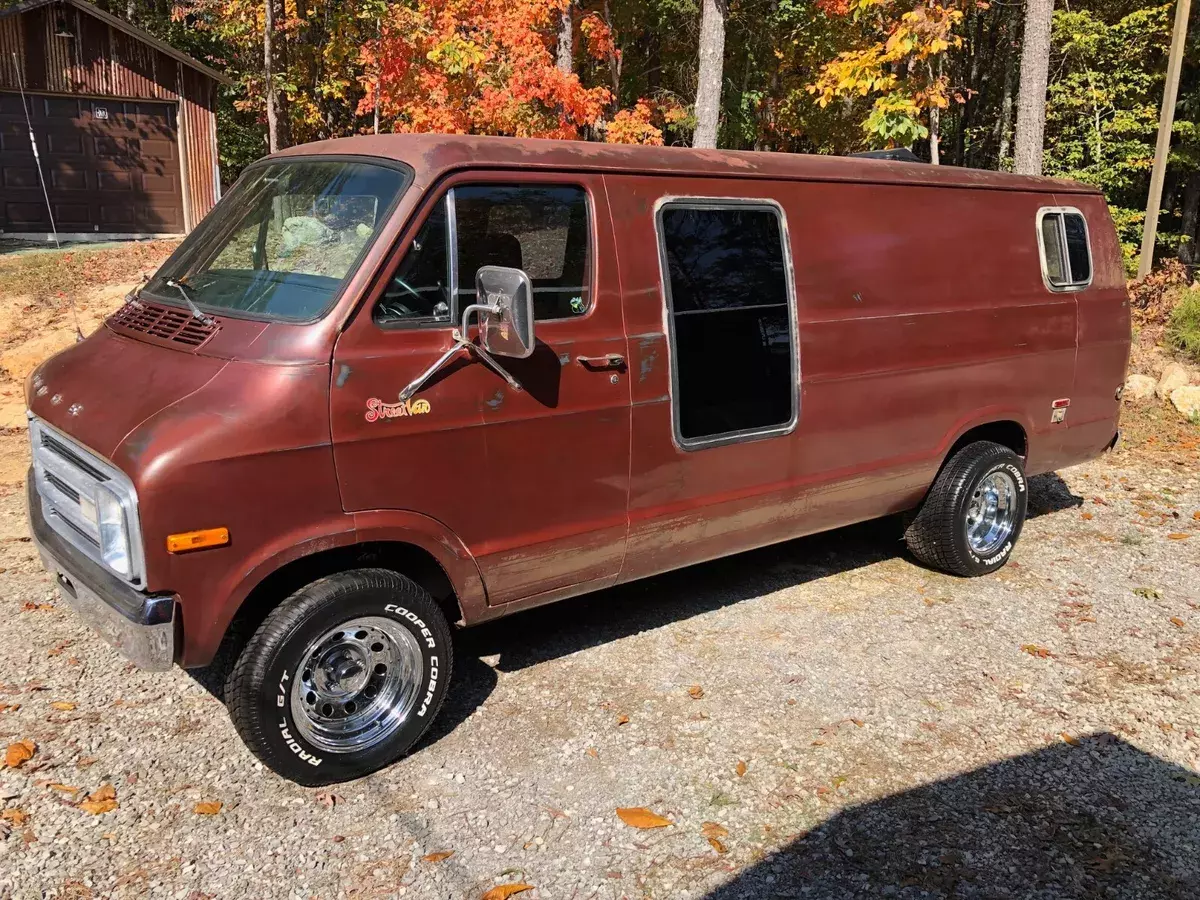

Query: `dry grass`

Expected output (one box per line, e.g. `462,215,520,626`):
0,240,179,303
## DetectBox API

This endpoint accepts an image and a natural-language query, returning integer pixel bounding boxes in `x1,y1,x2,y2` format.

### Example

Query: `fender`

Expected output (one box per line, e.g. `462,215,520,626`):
184,509,486,667
351,508,488,623
935,405,1039,467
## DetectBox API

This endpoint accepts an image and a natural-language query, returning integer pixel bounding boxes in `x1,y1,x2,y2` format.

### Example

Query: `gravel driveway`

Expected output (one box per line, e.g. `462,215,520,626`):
1,432,1199,900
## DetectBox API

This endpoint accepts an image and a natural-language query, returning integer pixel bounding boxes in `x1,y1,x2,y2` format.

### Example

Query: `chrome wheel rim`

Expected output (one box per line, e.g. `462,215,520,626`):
289,616,423,754
965,470,1018,556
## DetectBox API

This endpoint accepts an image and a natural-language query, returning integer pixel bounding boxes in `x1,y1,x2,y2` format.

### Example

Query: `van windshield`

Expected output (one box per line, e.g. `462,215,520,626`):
143,159,408,322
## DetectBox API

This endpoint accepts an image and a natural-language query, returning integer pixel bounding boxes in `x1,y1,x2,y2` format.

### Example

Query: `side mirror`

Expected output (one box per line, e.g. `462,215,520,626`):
474,266,535,359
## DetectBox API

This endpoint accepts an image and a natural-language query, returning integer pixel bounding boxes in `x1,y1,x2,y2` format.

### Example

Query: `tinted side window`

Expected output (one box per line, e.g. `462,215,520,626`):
454,185,590,320
1039,209,1091,290
374,197,450,325
660,204,795,444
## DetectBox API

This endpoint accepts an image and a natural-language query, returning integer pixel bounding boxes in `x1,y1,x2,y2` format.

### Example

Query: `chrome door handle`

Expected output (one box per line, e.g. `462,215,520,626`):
577,354,625,369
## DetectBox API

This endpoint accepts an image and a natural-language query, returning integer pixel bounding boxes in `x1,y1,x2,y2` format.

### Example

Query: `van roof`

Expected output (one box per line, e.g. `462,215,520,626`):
272,133,1099,195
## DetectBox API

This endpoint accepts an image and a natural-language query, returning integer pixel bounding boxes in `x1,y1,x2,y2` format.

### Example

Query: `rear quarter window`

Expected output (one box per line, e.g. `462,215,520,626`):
1037,207,1092,292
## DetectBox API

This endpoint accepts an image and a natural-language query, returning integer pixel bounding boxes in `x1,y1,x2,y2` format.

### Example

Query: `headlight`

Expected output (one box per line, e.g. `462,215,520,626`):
94,484,133,577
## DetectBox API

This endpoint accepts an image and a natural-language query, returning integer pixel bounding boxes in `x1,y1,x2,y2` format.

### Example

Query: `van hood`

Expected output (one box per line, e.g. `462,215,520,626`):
27,327,229,461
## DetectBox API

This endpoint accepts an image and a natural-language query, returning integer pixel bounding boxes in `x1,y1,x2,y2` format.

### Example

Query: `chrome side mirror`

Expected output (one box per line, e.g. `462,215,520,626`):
473,266,535,359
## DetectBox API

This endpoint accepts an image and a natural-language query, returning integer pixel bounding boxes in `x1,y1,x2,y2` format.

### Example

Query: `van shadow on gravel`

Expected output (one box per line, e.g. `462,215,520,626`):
702,734,1200,899
420,472,1082,750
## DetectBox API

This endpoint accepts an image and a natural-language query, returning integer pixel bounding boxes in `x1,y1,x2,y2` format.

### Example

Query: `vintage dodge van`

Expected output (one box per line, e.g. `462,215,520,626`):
26,135,1129,783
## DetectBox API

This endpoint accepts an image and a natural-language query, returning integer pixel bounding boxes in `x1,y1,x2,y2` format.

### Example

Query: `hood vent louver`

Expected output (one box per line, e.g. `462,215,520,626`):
107,300,220,349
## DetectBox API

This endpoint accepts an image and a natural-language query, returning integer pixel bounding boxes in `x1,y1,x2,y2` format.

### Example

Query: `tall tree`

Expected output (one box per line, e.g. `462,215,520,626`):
263,0,284,152
557,0,574,74
692,0,726,148
1013,0,1053,174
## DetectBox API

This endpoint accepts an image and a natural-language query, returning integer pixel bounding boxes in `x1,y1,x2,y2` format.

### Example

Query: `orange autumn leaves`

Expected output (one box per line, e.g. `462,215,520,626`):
361,0,665,144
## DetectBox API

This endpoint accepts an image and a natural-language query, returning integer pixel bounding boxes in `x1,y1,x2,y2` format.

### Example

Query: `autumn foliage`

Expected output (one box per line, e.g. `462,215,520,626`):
359,0,659,143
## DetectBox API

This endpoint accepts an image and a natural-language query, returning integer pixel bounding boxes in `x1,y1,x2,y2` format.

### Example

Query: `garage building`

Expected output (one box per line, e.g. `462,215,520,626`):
0,0,231,239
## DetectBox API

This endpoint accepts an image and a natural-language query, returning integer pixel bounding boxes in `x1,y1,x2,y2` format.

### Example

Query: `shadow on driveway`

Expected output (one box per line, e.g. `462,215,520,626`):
702,734,1200,899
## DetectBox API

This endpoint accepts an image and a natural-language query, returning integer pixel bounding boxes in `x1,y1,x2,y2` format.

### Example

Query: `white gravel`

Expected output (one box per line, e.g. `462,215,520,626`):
1,443,1198,899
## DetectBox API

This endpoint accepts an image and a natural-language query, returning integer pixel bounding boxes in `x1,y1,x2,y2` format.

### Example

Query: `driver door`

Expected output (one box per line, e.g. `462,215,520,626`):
331,172,631,606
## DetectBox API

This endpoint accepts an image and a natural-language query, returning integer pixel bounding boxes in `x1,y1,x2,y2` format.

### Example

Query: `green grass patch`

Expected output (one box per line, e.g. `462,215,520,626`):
1166,286,1200,364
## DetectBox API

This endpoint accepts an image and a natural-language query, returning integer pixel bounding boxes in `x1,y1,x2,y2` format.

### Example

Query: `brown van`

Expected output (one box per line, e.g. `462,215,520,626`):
26,135,1130,784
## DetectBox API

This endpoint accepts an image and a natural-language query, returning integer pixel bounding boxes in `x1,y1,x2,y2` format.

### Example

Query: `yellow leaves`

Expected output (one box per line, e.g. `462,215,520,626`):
78,783,118,815
193,801,223,815
4,740,36,769
1167,533,1191,540
687,685,705,700
50,701,76,711
1,807,29,826
1020,644,1053,659
481,885,533,900
1061,732,1081,747
735,760,748,778
1170,617,1186,629
616,807,672,829
422,850,454,863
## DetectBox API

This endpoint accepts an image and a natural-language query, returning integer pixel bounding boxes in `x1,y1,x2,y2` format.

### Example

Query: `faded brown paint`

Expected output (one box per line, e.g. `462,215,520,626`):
27,135,1131,668
0,0,222,231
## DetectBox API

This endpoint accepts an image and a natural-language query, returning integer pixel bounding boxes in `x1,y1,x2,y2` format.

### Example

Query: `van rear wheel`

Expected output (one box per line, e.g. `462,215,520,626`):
224,568,452,785
905,441,1028,577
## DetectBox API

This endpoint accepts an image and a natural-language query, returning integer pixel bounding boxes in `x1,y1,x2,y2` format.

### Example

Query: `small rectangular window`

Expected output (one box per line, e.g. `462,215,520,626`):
658,202,797,446
454,185,591,320
1038,208,1092,291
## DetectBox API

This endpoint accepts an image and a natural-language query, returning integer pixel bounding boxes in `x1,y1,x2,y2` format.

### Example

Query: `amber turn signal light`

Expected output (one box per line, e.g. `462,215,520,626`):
166,527,230,553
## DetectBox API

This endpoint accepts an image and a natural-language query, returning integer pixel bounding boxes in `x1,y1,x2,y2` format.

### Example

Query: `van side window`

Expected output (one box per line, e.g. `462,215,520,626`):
658,202,797,446
374,196,451,325
454,185,591,320
1038,209,1092,291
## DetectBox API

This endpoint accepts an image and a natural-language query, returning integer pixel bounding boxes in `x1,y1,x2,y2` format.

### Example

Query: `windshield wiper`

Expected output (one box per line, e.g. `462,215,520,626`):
165,279,215,326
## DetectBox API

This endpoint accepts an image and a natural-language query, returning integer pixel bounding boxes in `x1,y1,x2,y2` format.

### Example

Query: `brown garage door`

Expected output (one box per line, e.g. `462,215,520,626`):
0,93,184,235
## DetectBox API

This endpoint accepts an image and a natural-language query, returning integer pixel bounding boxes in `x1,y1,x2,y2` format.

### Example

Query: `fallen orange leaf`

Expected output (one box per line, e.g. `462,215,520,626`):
79,784,117,815
687,685,704,700
1193,511,1200,521
701,821,728,839
1081,512,1093,521
0,808,28,826
1170,617,1186,629
1020,644,1053,659
481,885,534,900
50,701,76,711
0,703,20,713
422,850,454,863
736,760,747,777
615,714,629,726
707,836,727,854
47,783,81,794
193,801,223,815
616,807,672,829
1061,732,1081,747
4,740,35,769
586,747,598,759
1167,533,1190,540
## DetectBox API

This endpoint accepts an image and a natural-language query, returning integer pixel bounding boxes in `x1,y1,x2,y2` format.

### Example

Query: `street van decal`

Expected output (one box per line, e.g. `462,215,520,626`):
365,396,431,422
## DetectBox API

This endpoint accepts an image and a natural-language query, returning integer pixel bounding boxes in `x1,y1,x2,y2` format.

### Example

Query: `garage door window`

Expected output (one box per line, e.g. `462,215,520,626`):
144,159,409,322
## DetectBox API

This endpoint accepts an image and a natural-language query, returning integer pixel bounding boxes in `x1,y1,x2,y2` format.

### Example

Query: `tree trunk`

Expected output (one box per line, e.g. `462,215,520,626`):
1180,170,1200,269
1013,0,1054,175
264,0,281,153
997,39,1017,168
692,0,726,149
557,1,574,75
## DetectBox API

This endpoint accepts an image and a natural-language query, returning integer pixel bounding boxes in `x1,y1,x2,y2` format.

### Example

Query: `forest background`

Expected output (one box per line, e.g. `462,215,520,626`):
59,0,1200,273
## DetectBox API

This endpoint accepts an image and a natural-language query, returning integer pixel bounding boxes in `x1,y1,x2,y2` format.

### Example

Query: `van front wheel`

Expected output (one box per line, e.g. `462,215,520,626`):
224,568,452,785
905,441,1028,577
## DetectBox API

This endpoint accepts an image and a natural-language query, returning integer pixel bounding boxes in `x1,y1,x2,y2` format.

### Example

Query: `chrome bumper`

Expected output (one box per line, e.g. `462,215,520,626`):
27,477,177,671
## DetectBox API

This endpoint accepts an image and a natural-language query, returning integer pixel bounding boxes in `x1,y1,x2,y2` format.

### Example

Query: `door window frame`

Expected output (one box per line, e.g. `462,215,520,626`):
654,196,800,452
1036,206,1093,293
373,177,597,331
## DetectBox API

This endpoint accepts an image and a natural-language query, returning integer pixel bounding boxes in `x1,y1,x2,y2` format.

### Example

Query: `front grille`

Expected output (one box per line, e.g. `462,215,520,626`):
29,418,144,586
108,301,219,348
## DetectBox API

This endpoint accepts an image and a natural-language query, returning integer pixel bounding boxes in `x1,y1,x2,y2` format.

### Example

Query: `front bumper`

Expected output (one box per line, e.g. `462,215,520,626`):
27,477,178,671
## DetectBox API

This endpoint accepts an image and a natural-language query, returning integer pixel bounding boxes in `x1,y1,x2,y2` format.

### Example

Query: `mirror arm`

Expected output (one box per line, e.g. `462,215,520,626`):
397,303,523,402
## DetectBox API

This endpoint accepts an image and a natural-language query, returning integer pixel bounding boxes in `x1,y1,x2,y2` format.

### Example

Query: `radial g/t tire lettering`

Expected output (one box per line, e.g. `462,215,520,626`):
904,441,1028,577
224,568,452,786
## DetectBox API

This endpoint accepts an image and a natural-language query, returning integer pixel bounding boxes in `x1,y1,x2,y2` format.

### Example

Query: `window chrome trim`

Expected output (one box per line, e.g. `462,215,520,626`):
653,196,801,452
29,416,146,588
1036,206,1093,293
